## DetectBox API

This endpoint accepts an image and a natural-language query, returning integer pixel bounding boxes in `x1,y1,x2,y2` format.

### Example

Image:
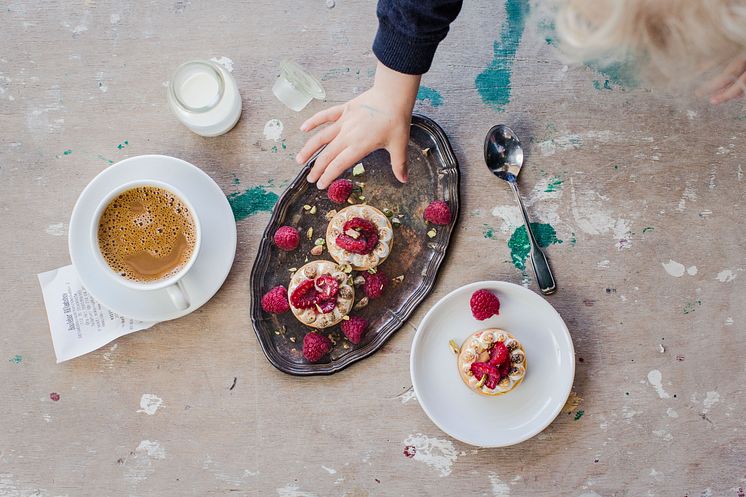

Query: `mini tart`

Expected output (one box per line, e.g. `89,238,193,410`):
326,205,393,271
457,329,527,396
288,260,354,329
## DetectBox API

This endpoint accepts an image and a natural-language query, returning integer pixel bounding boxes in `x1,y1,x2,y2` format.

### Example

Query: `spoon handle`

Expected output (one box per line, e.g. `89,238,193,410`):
509,181,557,295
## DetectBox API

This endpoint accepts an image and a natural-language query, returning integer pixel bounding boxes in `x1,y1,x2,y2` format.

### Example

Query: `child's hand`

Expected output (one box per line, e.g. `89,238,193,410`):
296,61,421,189
700,55,746,104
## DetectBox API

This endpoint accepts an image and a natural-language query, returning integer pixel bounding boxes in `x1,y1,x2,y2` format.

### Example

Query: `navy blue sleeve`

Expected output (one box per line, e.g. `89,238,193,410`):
372,0,463,75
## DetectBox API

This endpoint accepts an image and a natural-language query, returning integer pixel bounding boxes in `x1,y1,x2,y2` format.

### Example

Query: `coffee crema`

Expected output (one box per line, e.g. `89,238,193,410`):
97,186,197,282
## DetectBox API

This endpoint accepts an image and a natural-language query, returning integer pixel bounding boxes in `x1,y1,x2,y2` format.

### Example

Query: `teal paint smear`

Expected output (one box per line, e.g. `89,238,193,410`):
537,18,556,46
227,186,278,221
683,299,702,315
569,232,576,246
8,355,22,364
507,223,562,270
588,60,639,89
482,224,496,239
62,149,72,155
97,154,114,165
116,140,129,150
475,0,529,111
642,226,654,234
545,177,563,192
574,410,585,421
416,86,444,107
231,176,240,185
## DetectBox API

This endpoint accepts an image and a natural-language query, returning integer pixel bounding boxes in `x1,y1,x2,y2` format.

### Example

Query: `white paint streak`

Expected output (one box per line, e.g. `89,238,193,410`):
536,130,613,157
677,184,697,212
652,429,673,441
276,483,319,497
124,440,166,482
45,222,66,236
488,472,511,497
263,119,284,141
661,260,685,278
647,370,670,399
96,72,108,92
320,465,336,475
210,56,234,72
490,205,522,234
597,260,610,269
622,405,642,419
687,265,698,276
666,407,679,418
715,269,737,283
400,388,417,404
402,433,458,477
725,317,734,326
686,110,697,120
703,391,720,412
110,13,121,24
137,394,164,415
738,165,743,181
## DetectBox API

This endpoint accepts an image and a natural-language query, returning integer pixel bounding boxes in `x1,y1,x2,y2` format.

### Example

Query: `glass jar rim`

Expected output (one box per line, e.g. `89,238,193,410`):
169,60,226,114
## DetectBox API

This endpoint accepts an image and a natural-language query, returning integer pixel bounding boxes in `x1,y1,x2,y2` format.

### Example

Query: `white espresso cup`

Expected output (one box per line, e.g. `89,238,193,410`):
90,179,202,310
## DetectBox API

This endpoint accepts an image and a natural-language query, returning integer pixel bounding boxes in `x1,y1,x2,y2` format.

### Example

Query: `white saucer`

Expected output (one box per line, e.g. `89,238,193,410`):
410,281,575,447
68,155,237,322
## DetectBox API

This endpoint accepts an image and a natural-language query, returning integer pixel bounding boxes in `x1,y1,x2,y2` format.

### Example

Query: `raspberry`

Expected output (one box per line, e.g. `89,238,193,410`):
314,274,339,301
488,341,509,367
470,362,500,389
341,316,368,344
470,289,500,320
303,332,332,362
318,299,336,314
364,271,386,299
423,200,452,225
327,179,354,204
274,226,300,251
261,285,290,314
290,279,317,309
335,217,379,254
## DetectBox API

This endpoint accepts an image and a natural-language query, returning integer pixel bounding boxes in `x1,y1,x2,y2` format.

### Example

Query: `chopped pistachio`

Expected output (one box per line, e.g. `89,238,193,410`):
354,296,369,310
289,267,298,272
358,195,366,201
315,303,323,313
314,238,326,246
289,336,296,343
475,374,487,388
310,205,317,214
367,267,377,274
343,343,350,349
352,163,365,176
391,217,402,228
427,228,437,238
341,264,353,274
342,315,350,320
310,245,324,256
303,204,312,211
422,147,431,156
355,181,366,188
274,330,281,335
382,208,394,218
304,257,309,263
306,227,313,240
325,209,337,220
347,196,356,204
392,275,405,285
353,275,366,286
344,228,360,239
448,339,460,354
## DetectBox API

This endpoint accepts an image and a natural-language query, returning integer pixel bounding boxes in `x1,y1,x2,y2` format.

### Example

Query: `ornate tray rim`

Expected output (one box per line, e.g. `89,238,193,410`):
249,113,460,376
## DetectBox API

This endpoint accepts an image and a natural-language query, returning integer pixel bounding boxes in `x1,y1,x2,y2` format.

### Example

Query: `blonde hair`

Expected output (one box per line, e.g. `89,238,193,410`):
555,0,746,91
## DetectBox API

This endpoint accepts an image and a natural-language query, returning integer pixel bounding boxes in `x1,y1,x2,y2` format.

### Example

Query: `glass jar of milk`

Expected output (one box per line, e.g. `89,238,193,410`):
167,60,242,137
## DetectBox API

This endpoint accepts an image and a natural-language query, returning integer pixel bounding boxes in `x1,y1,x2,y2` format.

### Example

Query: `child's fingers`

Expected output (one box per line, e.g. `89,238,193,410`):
296,123,340,165
317,147,366,189
300,105,344,132
698,57,746,96
307,138,347,184
388,137,409,184
710,73,746,104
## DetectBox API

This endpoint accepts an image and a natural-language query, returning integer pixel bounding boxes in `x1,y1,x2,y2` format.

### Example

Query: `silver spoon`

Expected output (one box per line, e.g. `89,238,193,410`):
484,124,557,295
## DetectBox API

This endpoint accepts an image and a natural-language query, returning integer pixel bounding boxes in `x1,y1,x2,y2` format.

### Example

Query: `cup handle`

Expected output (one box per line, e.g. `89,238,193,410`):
166,280,190,310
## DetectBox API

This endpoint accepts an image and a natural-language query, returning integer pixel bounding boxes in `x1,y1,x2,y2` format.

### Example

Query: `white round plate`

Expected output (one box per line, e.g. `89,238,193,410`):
69,155,237,322
410,281,575,447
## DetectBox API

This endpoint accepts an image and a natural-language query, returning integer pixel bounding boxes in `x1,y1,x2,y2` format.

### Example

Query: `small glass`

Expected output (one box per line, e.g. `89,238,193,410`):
167,60,242,137
272,59,326,112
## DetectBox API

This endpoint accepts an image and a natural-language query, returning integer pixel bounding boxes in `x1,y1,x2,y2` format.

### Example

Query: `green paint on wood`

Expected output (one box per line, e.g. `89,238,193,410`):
475,0,528,111
574,409,585,420
9,355,22,364
683,299,702,315
97,154,114,165
569,232,576,246
483,224,497,239
642,226,654,234
227,186,278,221
545,177,563,192
593,79,613,90
416,86,444,107
232,177,240,185
117,140,129,150
63,149,72,155
507,223,562,270
588,60,639,89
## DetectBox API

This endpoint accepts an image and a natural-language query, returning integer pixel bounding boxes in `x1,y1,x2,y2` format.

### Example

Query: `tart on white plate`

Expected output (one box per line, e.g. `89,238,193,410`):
288,260,354,329
457,328,527,396
325,205,393,271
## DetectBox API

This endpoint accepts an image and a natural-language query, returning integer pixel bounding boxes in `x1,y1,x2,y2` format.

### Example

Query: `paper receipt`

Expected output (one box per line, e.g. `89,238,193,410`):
38,265,157,362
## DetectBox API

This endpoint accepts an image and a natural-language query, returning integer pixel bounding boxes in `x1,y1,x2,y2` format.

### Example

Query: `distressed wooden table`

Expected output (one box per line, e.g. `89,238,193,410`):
2,1,745,496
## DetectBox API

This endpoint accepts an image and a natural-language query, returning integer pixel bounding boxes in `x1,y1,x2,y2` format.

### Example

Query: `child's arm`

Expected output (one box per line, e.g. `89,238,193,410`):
297,0,463,189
